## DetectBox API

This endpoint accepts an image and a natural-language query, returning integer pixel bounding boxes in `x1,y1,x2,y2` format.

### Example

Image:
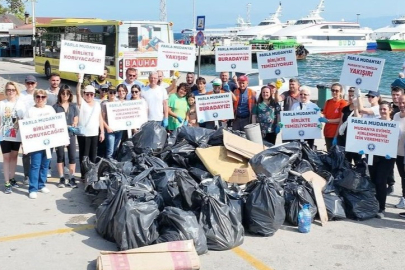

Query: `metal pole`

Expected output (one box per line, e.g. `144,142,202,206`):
197,45,201,77
192,0,196,29
32,0,36,41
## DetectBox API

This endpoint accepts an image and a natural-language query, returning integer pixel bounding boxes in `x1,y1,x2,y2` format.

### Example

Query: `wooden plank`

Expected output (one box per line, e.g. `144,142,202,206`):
301,171,328,226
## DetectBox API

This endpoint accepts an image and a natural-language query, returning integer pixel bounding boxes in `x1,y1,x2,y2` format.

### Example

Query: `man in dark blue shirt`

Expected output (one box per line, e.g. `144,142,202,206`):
220,71,238,92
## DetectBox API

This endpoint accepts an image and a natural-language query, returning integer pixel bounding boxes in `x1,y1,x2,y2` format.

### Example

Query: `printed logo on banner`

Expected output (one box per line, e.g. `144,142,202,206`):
173,62,179,68
298,130,305,137
275,69,281,76
368,143,376,151
43,139,50,145
213,112,218,118
126,121,132,126
231,64,236,69
356,78,362,85
78,64,85,70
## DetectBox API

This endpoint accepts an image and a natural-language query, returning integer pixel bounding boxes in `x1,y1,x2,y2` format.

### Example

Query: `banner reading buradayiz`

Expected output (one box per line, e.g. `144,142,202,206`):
19,113,69,154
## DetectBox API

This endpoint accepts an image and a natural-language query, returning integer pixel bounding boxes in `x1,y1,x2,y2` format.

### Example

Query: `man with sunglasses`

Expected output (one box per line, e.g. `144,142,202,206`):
124,68,145,100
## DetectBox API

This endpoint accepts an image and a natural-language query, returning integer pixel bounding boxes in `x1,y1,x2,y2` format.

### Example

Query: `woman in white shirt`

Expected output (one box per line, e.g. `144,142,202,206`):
358,90,381,118
25,89,56,199
0,82,25,194
76,84,104,180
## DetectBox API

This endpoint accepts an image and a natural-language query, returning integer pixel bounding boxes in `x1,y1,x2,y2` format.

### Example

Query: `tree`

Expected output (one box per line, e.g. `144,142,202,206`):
0,0,26,20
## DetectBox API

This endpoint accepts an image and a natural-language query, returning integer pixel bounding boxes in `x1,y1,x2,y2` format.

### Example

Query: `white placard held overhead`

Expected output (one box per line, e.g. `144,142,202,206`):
339,55,385,91
106,100,148,130
256,48,298,79
280,110,322,140
59,40,106,75
215,45,252,72
195,93,234,122
157,43,196,72
19,113,69,154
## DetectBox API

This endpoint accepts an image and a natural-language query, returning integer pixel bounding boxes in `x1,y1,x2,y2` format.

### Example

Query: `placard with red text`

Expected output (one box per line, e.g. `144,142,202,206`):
280,110,321,140
257,48,298,79
157,43,196,72
195,93,234,122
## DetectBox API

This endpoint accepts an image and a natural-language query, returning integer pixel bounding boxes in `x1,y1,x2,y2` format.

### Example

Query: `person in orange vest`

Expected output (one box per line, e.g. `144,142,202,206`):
232,75,257,131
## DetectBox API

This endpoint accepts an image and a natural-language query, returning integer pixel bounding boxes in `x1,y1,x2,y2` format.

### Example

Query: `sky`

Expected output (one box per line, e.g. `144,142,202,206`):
25,0,403,32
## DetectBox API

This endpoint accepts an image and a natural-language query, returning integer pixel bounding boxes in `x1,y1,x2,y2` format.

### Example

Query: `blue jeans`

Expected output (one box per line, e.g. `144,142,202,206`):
29,150,51,193
106,131,123,159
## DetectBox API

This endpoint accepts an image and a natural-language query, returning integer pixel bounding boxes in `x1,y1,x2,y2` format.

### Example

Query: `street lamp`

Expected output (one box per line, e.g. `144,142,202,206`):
356,13,360,24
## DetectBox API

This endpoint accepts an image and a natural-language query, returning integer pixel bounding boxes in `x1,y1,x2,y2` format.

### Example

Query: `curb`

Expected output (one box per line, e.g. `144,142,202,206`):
0,57,34,66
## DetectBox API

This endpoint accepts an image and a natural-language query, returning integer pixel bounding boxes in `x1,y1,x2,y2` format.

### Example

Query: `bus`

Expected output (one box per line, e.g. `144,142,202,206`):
34,18,174,85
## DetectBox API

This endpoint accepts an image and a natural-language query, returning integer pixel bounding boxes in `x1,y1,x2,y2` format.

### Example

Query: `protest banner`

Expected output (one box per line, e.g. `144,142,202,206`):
19,113,69,157
346,117,399,164
280,110,321,140
106,100,148,136
157,43,196,72
256,48,298,79
215,45,252,72
195,93,234,122
59,40,106,75
339,55,385,91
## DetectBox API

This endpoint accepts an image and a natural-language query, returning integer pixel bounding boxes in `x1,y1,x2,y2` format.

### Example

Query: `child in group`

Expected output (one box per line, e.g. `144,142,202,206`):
186,93,198,127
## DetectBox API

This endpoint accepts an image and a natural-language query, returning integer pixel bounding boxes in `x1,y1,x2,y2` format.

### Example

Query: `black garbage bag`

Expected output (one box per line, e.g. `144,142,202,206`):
249,142,302,185
132,154,168,173
335,166,375,193
244,175,286,236
162,140,197,169
199,176,227,203
161,180,183,208
151,168,178,192
188,167,212,183
81,156,94,176
156,207,208,255
318,170,337,194
132,121,167,155
326,145,351,172
341,190,379,220
323,192,346,220
176,126,214,147
95,185,129,242
294,159,313,174
116,140,136,162
284,181,317,226
199,194,243,250
301,142,326,172
113,200,160,250
207,127,248,146
175,170,203,210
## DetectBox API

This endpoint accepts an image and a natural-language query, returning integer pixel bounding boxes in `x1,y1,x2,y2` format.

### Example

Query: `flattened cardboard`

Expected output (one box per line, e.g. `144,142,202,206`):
229,166,257,184
301,171,328,226
223,130,267,159
97,240,200,270
226,150,245,162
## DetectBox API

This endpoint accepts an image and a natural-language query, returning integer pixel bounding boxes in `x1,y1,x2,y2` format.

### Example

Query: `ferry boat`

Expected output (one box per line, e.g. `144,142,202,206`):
268,0,375,54
374,16,405,51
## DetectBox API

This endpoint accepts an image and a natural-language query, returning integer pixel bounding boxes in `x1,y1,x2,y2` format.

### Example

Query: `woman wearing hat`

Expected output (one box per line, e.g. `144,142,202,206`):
76,78,104,180
358,90,381,118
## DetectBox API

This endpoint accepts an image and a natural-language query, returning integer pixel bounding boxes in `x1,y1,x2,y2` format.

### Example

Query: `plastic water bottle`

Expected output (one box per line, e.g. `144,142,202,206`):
298,204,312,233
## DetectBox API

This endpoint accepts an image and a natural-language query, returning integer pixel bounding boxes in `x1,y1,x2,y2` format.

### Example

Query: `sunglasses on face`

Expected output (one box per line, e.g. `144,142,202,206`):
109,91,116,95
331,89,340,93
6,88,16,92
368,96,375,99
36,95,46,100
62,92,70,96
26,82,35,85
128,74,137,77
132,91,139,94
84,93,94,97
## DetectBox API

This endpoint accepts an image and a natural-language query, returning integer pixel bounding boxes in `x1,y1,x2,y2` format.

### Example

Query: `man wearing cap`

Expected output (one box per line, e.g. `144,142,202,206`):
91,66,112,94
20,75,38,184
278,78,301,111
232,75,256,131
142,72,169,128
95,84,109,102
46,73,61,106
124,68,145,100
358,90,381,118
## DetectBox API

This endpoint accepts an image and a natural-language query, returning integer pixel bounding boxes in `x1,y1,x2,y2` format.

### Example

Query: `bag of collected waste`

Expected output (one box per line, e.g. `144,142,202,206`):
199,176,227,203
244,175,286,236
325,145,351,172
199,193,243,250
207,127,247,146
341,190,379,220
115,140,136,162
188,167,212,183
301,142,325,172
132,121,167,155
161,140,197,168
156,207,208,255
284,181,317,226
294,159,314,174
176,126,214,147
175,170,203,211
323,192,346,220
113,199,160,250
317,170,337,194
132,154,168,173
249,142,302,184
335,163,374,193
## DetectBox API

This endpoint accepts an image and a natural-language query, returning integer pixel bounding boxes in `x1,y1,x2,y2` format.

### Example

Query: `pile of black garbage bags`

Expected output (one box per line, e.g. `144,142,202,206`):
83,122,379,253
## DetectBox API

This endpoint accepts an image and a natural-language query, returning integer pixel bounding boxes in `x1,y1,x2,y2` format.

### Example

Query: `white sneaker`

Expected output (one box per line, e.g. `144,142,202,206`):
40,187,50,194
29,192,37,199
396,197,405,209
47,170,52,178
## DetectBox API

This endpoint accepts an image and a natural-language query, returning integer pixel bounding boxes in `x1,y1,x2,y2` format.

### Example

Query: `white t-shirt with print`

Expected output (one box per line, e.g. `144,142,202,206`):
25,105,56,119
362,105,380,119
291,101,319,111
0,99,26,142
78,98,101,137
141,85,168,121
20,90,35,114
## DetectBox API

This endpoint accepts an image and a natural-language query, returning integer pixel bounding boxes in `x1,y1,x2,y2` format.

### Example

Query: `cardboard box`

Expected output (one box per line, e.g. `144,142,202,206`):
97,240,200,270
222,130,267,159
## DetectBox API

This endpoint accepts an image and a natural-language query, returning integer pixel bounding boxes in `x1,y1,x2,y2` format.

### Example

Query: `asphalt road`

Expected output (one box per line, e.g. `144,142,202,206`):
0,60,403,270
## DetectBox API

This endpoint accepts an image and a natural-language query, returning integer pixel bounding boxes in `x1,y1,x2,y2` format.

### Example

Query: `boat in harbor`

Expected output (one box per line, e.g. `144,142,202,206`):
374,16,405,51
268,0,375,54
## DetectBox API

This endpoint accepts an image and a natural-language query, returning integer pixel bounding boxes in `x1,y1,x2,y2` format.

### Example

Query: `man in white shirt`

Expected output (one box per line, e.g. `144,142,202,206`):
157,70,176,94
46,73,61,106
142,72,169,128
124,68,145,100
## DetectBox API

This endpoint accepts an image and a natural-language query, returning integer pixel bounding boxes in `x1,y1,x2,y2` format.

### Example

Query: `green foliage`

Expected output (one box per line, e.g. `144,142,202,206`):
0,0,26,20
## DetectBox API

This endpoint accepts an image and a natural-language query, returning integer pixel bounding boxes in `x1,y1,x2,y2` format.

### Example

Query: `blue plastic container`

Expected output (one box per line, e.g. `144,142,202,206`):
298,204,312,233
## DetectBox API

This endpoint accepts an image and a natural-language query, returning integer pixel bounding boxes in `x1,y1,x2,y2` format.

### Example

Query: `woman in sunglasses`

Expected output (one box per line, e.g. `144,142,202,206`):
25,89,56,199
52,85,79,188
76,81,104,181
358,90,381,119
0,82,25,194
319,83,348,152
101,84,127,159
